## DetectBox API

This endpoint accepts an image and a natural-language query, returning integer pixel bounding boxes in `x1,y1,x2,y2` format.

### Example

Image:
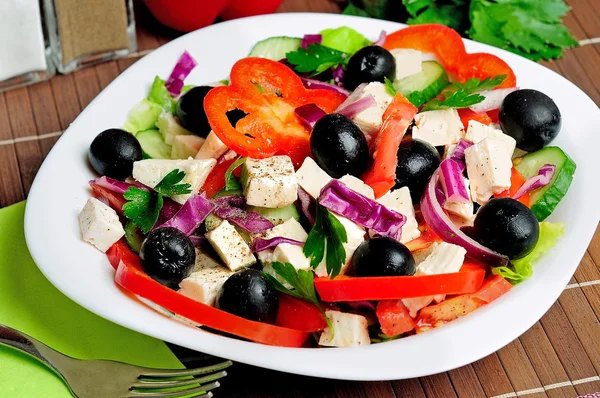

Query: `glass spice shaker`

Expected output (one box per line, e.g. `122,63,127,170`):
43,0,137,74
0,0,55,92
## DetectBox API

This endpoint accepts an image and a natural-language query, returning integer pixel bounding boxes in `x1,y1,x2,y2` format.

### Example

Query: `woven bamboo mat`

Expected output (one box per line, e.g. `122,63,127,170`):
1,0,599,397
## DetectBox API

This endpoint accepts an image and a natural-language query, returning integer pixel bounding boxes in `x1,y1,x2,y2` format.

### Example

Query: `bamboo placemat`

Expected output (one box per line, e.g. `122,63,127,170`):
1,1,598,397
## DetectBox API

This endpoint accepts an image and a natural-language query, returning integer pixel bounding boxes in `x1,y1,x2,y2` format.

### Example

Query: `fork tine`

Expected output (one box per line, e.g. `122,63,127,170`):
127,381,219,398
131,370,227,389
139,360,232,378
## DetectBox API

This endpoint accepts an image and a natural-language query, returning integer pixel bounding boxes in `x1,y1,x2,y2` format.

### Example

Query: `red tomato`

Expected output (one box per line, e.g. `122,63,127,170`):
458,108,492,129
204,58,346,167
496,167,531,207
90,183,126,215
487,109,500,123
220,0,283,20
362,93,417,198
376,300,416,337
110,241,310,347
275,294,327,332
456,53,517,89
143,0,227,32
199,158,238,198
470,275,512,303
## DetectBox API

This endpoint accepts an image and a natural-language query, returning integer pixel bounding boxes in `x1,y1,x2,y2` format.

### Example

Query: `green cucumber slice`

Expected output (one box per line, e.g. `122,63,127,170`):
394,61,449,107
248,204,300,226
135,129,172,159
249,36,302,60
124,221,144,253
514,146,576,221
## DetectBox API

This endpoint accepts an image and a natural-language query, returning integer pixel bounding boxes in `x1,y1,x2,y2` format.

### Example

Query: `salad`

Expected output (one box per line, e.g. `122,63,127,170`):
78,24,575,348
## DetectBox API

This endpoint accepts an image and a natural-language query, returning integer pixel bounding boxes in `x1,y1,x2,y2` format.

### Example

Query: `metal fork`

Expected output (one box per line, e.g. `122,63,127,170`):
0,324,232,397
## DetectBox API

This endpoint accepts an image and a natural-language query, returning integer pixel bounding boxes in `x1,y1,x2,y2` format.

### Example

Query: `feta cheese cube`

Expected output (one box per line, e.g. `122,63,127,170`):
375,187,420,243
253,218,308,265
205,220,256,271
443,177,474,220
390,49,422,80
402,296,435,318
171,135,205,159
314,215,365,277
339,174,375,199
195,131,229,160
412,109,465,147
156,111,192,145
416,242,466,276
241,156,298,208
319,310,370,347
78,197,125,252
466,120,516,156
179,250,232,306
350,82,394,140
411,242,439,264
132,158,216,204
295,157,332,198
465,138,512,204
272,244,311,270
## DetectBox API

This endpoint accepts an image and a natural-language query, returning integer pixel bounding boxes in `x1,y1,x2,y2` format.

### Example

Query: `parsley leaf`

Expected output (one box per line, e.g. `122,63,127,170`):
123,188,163,234
384,77,397,96
224,157,247,192
154,169,192,197
304,204,348,279
286,43,350,74
403,0,469,32
422,75,506,111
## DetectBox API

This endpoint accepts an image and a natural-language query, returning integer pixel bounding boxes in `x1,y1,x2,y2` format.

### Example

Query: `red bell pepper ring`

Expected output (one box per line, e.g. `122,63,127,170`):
204,58,346,168
275,294,327,333
109,241,310,347
314,265,485,302
362,92,417,198
376,300,416,337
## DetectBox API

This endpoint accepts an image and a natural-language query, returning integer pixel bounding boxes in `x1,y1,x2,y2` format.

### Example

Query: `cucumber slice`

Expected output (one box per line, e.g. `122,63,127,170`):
135,129,172,159
248,204,300,226
514,146,576,221
395,61,449,107
249,36,302,60
124,221,144,253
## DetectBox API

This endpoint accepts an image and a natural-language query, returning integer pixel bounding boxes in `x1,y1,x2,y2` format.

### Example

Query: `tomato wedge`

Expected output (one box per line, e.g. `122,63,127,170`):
91,184,126,215
110,242,310,347
362,93,417,198
496,167,530,207
275,294,327,332
376,300,416,337
314,265,485,302
458,108,492,129
199,157,238,198
204,58,346,167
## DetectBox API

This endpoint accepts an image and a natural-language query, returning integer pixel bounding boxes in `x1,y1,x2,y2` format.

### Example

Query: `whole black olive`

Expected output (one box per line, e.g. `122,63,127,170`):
499,89,561,152
215,269,279,323
176,86,213,137
140,227,196,289
352,237,416,277
395,138,441,203
88,128,143,180
310,113,369,178
344,46,396,90
473,198,540,259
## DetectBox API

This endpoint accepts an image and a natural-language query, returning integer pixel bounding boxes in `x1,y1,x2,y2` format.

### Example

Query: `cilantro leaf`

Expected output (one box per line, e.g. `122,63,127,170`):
384,77,397,96
422,75,505,111
154,169,192,197
224,157,247,192
123,188,163,234
286,43,350,74
304,204,348,279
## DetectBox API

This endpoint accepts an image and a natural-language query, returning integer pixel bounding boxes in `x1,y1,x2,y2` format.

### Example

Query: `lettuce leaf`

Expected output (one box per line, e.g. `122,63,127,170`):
319,26,371,54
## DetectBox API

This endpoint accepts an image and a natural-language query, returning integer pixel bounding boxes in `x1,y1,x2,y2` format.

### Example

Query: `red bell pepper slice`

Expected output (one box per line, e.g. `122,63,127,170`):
496,167,531,207
458,108,492,129
362,93,417,198
314,265,485,302
204,58,346,167
199,157,238,198
376,300,416,337
275,294,327,333
109,241,310,347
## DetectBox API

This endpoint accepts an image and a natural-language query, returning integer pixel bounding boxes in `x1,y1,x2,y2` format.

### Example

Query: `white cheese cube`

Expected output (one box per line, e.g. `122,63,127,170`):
78,197,125,252
319,310,370,347
254,218,308,266
339,175,375,199
205,220,256,271
314,215,365,277
351,82,394,141
179,250,232,306
171,135,205,159
272,244,311,270
295,157,332,198
132,158,216,204
241,156,298,208
375,187,420,243
156,111,192,145
411,242,439,264
416,242,466,276
465,138,512,204
402,296,435,318
443,177,474,220
390,49,422,80
466,120,516,156
412,109,465,147
195,131,229,160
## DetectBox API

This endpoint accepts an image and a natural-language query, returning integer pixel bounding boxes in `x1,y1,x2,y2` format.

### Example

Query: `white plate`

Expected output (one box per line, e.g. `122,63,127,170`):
25,13,600,381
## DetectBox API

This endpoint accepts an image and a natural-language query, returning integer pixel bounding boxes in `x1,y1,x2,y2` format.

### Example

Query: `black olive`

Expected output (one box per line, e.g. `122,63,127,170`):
215,269,279,323
88,128,142,180
139,227,196,289
344,46,396,91
310,113,369,178
352,237,416,277
499,89,561,152
176,86,213,137
394,138,441,203
473,198,540,259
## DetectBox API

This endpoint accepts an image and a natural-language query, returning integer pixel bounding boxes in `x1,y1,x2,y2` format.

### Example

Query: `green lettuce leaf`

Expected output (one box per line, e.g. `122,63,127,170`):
319,26,372,54
123,99,163,134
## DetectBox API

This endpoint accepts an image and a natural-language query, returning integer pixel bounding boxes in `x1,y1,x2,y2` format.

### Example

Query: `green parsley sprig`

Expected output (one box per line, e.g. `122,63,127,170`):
286,43,350,75
384,77,397,96
123,169,191,233
303,204,348,279
422,75,506,111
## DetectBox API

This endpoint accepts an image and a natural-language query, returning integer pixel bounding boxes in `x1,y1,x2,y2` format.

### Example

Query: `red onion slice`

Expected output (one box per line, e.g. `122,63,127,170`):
252,237,304,253
336,95,376,119
165,51,197,97
295,104,327,129
469,87,518,113
373,31,387,46
297,186,316,225
301,34,322,49
156,194,214,235
513,164,556,199
440,159,470,204
333,64,345,88
300,77,350,96
450,139,473,162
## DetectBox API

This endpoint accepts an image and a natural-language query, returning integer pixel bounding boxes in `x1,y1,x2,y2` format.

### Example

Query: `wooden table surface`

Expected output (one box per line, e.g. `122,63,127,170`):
1,0,600,397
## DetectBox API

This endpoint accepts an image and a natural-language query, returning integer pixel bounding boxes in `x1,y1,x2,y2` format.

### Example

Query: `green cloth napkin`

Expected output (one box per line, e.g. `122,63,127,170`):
0,202,183,397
